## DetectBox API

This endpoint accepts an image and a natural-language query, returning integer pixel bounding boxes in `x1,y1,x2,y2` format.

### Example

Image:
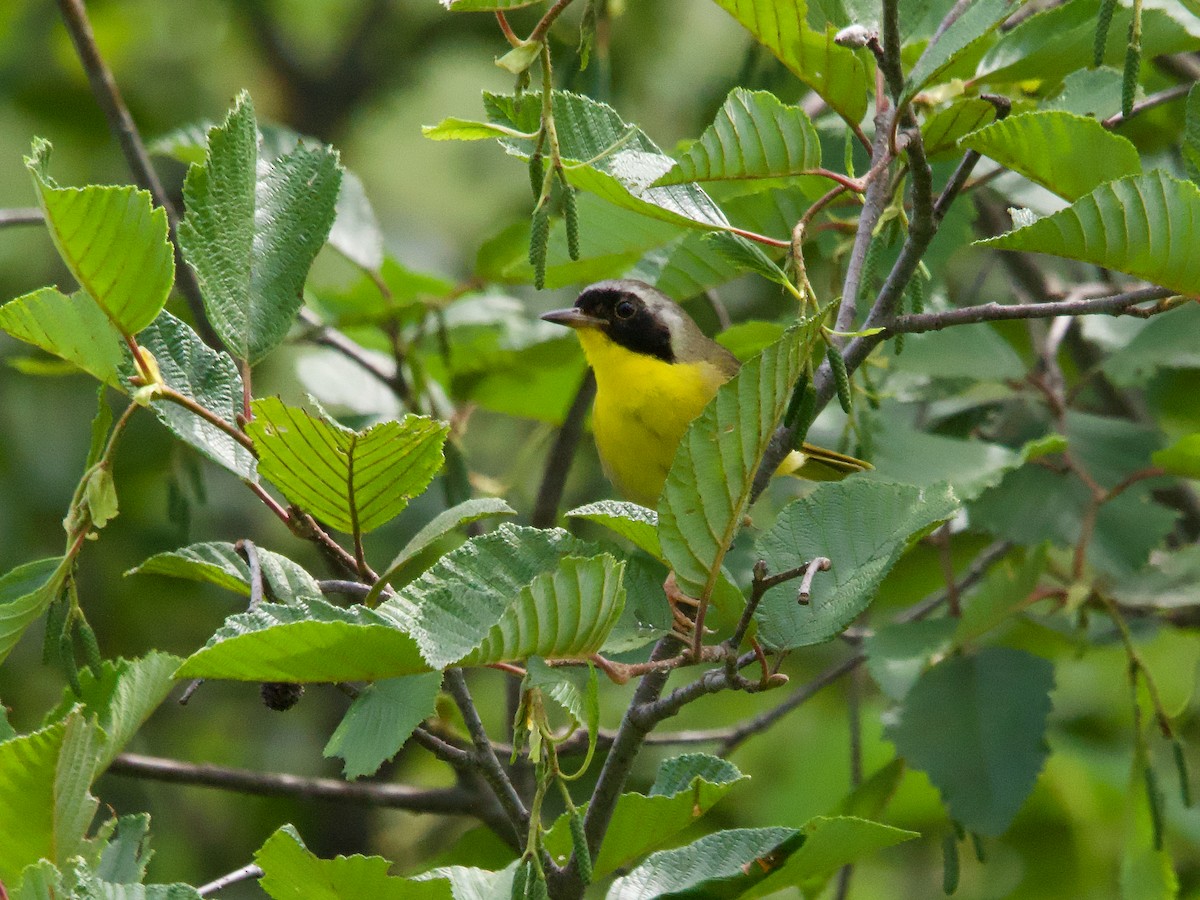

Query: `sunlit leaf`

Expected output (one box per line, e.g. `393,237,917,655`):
959,111,1141,201
324,672,442,780
0,288,127,387
246,397,448,534
1152,432,1200,479
26,140,174,335
178,92,342,363
567,500,662,558
888,646,1054,836
976,172,1200,296
921,99,996,158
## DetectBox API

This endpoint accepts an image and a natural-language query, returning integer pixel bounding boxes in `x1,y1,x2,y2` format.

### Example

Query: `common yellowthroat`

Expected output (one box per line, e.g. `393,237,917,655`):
542,279,869,508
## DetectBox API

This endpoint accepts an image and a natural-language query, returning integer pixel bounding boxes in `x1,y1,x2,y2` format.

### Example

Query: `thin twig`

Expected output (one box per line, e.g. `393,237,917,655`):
0,207,43,228
198,864,263,897
532,370,596,528
1103,81,1193,128
318,579,373,599
889,287,1177,333
529,0,577,43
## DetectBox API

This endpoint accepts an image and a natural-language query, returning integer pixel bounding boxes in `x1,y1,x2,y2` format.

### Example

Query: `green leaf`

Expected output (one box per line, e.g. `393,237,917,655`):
25,139,173,335
0,712,100,883
0,288,127,386
256,825,449,899
887,646,1054,836
705,232,792,287
246,397,448,534
655,88,821,185
175,597,429,682
545,753,747,878
130,312,257,480
890,323,1024,381
484,90,731,231
324,672,442,780
1184,84,1200,183
567,500,662,558
382,525,595,670
755,481,959,650
921,99,997,159
608,827,799,898
1104,303,1200,386
127,541,323,604
864,617,958,701
954,546,1047,646
95,813,153,883
459,554,625,665
1121,748,1180,900
975,171,1200,297
525,656,598,739
1152,432,1200,478
1109,545,1200,608
422,117,528,141
178,92,342,363
1043,66,1125,119
959,111,1141,201
739,816,920,899
658,324,810,598
709,0,870,124
902,0,1016,101
330,170,384,274
0,556,67,665
372,497,516,594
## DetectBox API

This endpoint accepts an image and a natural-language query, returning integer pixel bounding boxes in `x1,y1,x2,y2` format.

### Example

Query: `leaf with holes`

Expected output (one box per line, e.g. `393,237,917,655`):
0,288,127,386
657,324,810,598
178,92,342,363
976,172,1200,296
755,480,959,650
655,88,821,185
25,140,174,336
960,111,1141,201
128,312,257,480
709,0,870,125
246,397,448,534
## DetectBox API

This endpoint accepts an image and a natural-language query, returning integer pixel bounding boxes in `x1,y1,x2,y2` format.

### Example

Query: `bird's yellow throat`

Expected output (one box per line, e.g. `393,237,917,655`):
575,327,728,507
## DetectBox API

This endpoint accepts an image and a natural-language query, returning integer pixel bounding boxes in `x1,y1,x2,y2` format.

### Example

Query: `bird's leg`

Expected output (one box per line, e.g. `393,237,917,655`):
663,571,711,648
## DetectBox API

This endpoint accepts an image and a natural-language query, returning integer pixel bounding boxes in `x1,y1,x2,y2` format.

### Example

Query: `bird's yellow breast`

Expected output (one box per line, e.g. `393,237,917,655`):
577,328,729,508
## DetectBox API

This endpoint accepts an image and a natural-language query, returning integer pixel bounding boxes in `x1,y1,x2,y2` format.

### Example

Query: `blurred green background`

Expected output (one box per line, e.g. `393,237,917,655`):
1,1,1198,897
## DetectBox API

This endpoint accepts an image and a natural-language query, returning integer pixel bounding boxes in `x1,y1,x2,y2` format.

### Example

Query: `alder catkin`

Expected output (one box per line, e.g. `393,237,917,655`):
941,832,960,895
560,172,581,261
784,373,810,427
43,597,67,665
529,202,551,290
77,618,103,678
528,150,544,202
1122,31,1141,118
1094,0,1118,66
570,809,593,884
1145,765,1165,851
59,629,82,696
1173,739,1193,808
827,343,853,414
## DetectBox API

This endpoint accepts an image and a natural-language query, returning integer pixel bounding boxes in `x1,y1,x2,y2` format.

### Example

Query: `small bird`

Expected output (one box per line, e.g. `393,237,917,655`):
542,279,869,509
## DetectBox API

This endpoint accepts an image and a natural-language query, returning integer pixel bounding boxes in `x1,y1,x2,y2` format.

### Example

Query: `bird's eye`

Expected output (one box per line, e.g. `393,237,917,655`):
614,299,637,319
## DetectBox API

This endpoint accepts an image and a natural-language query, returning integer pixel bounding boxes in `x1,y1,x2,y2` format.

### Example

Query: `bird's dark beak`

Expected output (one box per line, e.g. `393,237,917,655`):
541,308,604,329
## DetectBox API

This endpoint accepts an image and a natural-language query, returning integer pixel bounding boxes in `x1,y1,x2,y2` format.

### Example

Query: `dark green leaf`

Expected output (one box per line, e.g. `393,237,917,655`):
887,646,1054,836
178,92,342,363
755,481,959,650
1109,545,1200,609
864,617,958,700
0,557,67,666
902,0,1016,101
246,397,448,534
323,672,443,780
1104,304,1200,386
127,541,323,604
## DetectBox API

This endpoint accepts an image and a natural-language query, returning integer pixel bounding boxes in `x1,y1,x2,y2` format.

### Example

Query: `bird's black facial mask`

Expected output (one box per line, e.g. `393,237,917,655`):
574,286,675,363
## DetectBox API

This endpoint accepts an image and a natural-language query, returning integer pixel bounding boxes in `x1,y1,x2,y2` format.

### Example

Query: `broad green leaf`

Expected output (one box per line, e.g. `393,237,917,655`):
1104,303,1200,385
976,0,1198,87
459,554,625,665
921,99,996,158
1043,66,1125,119
890,323,1024,381
709,0,870,124
954,546,1047,646
324,672,442,780
655,88,821,185
658,325,809,598
256,825,448,899
975,172,1200,297
608,827,799,899
381,525,595,670
887,646,1054,836
0,556,67,665
1109,545,1200,608
95,813,153,883
1152,432,1200,478
739,816,920,899
705,232,792,287
42,653,180,773
330,170,384,274
545,753,746,877
715,320,787,360
0,288,127,386
755,481,959,650
484,90,731,230
421,118,528,141
26,140,173,335
959,112,1141,201
863,617,958,701
176,598,428,682
127,541,323,604
372,497,516,595
178,92,342,363
130,312,257,480
0,712,100,883
567,500,662,558
246,397,448,534
16,861,203,900
902,0,1015,101
599,555,674,654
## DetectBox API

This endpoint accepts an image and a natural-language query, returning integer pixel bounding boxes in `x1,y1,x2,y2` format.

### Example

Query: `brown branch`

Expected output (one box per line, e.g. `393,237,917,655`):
0,207,43,228
532,370,596,528
1103,82,1193,129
